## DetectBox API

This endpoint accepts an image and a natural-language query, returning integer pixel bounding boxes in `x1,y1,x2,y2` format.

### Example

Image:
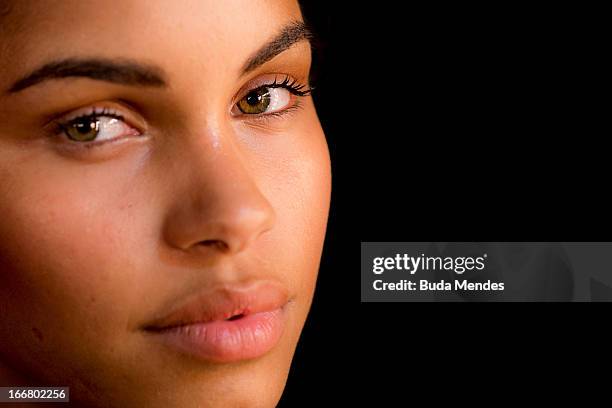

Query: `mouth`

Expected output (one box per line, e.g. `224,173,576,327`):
143,281,290,364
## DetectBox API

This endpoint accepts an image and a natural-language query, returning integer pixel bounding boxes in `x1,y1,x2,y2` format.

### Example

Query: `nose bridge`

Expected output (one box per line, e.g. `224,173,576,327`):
162,122,276,256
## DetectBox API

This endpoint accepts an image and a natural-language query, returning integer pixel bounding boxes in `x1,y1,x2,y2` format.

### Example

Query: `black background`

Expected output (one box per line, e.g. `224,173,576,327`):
280,2,606,406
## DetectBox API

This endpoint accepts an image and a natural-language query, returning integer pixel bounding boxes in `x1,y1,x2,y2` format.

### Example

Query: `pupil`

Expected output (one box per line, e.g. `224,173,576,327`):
246,92,261,106
75,119,96,134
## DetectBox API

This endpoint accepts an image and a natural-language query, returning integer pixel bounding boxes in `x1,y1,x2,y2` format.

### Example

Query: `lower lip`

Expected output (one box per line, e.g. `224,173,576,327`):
147,308,286,363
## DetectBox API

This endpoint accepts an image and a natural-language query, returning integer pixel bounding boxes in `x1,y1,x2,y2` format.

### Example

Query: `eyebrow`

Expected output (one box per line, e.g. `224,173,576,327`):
241,20,313,74
7,58,167,93
7,21,312,94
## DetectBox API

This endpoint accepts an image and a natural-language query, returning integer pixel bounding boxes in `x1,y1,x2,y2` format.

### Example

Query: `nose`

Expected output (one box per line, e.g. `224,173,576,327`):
161,128,276,256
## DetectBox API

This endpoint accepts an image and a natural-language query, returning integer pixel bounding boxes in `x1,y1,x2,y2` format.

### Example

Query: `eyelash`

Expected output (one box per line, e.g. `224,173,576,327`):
235,76,311,122
53,107,125,135
50,76,312,147
261,75,313,97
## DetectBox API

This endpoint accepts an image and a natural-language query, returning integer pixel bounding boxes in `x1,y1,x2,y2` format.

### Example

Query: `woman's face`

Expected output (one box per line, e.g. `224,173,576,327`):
0,0,330,406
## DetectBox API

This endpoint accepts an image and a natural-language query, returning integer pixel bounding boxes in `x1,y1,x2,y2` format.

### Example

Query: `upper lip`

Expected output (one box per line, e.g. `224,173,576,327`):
143,280,290,331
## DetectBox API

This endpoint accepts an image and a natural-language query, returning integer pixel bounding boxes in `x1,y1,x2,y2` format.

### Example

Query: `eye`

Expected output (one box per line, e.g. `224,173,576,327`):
236,86,291,115
232,75,313,117
58,112,140,144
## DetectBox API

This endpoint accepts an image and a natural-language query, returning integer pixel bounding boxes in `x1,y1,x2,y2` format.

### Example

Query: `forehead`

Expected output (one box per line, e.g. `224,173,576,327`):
0,0,302,83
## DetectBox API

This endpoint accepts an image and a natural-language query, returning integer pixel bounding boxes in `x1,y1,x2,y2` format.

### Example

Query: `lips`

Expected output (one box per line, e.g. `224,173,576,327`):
143,281,290,363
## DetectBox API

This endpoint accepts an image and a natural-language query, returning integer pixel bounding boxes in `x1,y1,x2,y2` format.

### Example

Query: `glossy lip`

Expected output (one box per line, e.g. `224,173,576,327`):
143,281,290,363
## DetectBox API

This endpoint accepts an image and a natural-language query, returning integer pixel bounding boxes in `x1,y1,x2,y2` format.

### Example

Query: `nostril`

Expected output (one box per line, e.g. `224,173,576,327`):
198,240,228,251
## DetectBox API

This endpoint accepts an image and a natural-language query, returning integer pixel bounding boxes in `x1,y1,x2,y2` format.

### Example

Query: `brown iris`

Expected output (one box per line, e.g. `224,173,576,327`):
237,88,271,114
64,117,100,142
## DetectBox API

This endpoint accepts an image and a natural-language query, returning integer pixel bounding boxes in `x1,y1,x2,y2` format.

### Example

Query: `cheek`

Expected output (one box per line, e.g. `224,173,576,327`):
0,154,147,370
257,116,331,307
